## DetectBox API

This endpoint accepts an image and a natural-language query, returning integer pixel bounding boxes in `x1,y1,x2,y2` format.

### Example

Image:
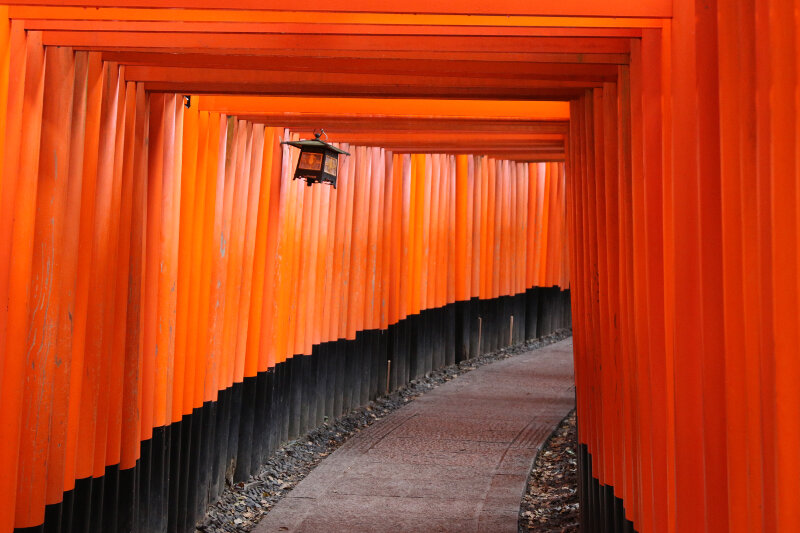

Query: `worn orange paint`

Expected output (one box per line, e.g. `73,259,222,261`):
49,51,88,494
235,124,264,376
184,106,208,410
174,97,199,418
120,81,148,469
14,45,73,528
245,126,274,376
0,21,25,369
336,142,355,341
202,113,225,403
0,7,8,217
90,63,123,479
316,177,332,343
104,66,131,474
257,129,283,371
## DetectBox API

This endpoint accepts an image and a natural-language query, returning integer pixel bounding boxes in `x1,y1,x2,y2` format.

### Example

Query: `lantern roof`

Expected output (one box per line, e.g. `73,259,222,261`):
281,132,350,155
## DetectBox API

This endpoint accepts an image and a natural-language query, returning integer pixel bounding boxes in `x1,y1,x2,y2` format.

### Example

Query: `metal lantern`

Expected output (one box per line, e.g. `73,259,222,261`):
281,130,349,189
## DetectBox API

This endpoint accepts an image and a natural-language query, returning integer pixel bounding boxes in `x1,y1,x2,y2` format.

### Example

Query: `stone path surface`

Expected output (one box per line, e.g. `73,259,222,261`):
253,338,575,533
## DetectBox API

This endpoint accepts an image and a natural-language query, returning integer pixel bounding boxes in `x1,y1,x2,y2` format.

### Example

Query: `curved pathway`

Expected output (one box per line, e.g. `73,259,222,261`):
254,338,575,533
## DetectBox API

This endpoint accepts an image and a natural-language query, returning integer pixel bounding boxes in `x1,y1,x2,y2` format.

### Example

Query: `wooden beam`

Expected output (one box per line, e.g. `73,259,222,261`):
289,131,565,144
8,7,665,28
40,32,631,55
236,115,569,134
391,150,565,161
197,96,570,120
21,19,643,39
4,0,671,18
144,84,586,99
99,48,625,63
99,52,630,73
125,66,615,87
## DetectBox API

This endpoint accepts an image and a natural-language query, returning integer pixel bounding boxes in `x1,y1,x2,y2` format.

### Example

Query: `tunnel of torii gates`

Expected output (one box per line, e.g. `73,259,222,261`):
0,1,798,533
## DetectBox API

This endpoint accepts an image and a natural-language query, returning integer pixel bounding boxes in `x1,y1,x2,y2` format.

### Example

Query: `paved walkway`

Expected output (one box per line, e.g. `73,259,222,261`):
254,338,575,533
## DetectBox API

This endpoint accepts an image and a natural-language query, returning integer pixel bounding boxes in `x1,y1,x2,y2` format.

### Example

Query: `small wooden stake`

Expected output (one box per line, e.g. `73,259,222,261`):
477,316,482,355
386,359,391,395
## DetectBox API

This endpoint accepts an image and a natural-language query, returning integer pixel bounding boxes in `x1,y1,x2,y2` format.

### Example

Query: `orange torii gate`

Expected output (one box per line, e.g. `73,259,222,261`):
1,1,799,533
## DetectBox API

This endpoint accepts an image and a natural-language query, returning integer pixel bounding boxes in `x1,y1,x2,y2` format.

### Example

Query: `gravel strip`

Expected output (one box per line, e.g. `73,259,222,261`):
519,410,579,532
197,329,573,532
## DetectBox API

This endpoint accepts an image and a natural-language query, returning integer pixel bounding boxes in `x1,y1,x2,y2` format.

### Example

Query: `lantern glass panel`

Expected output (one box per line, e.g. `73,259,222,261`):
298,151,323,171
324,153,338,177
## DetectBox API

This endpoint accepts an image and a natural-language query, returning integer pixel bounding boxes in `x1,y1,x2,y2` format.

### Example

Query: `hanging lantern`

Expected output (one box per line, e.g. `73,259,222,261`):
281,130,349,189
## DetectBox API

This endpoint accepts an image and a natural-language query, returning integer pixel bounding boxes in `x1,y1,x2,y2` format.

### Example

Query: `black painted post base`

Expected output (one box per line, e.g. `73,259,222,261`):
578,443,637,533
22,290,572,533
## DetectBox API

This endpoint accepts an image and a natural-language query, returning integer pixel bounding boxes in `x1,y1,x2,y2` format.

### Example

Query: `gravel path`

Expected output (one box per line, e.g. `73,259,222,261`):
519,410,579,532
197,329,572,533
